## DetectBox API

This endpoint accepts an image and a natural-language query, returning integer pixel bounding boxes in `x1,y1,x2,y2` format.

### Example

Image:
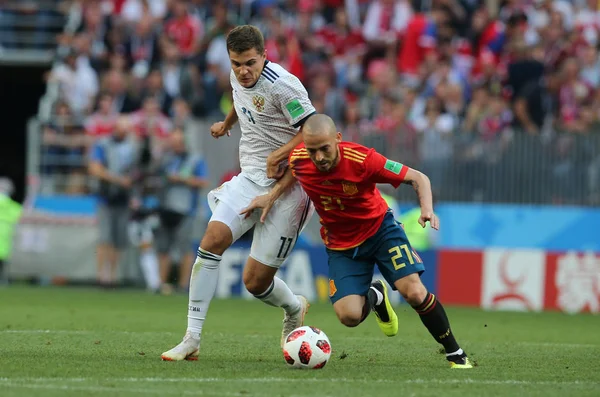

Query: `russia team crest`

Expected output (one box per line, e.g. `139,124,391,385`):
252,95,265,112
342,182,358,195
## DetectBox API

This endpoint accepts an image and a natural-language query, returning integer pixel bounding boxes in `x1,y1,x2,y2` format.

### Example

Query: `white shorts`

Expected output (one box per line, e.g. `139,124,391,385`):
207,173,314,268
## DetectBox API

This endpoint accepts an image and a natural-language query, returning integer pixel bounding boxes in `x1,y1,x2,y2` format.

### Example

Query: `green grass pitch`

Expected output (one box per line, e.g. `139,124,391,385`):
1,286,599,397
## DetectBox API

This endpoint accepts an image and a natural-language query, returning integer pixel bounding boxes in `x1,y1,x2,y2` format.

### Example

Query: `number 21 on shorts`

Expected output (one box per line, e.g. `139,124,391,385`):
388,244,422,270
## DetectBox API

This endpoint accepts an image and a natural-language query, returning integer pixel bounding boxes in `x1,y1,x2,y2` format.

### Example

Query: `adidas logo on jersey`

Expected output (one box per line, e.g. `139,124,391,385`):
321,180,333,185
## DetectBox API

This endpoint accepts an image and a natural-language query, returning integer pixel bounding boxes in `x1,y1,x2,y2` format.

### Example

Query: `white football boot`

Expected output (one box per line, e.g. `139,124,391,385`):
281,295,310,348
161,331,200,361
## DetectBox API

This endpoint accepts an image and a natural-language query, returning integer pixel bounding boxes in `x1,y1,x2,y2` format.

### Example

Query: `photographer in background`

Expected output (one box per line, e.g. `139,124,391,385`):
128,132,162,293
156,128,209,294
89,115,139,287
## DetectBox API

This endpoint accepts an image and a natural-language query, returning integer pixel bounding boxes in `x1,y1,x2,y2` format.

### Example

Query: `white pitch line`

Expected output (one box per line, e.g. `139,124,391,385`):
516,342,600,349
3,330,599,349
1,378,599,387
0,382,247,396
0,329,177,335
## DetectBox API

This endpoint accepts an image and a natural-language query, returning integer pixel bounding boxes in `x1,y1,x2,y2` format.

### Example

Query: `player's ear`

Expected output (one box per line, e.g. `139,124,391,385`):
336,132,342,142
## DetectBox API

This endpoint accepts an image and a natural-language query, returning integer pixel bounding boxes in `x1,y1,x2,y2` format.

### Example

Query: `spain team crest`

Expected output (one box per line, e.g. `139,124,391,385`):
342,182,358,195
252,95,265,112
328,279,337,297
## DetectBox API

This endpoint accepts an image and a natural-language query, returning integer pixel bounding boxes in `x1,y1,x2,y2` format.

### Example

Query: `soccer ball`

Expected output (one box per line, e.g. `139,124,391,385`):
282,325,331,369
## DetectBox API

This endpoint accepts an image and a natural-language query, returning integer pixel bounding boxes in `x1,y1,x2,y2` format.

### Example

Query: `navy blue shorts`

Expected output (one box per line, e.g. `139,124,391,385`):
326,210,425,304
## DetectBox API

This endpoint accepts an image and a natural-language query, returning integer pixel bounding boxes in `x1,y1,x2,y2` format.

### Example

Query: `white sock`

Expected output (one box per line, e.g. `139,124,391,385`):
370,286,384,305
187,248,221,339
254,276,301,314
140,249,161,291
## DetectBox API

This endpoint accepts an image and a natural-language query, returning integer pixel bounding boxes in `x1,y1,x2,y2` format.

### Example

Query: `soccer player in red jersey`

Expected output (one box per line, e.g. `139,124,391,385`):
242,114,473,369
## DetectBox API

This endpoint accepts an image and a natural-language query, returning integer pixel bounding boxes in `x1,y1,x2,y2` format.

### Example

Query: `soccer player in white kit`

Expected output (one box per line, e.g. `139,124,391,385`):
161,25,316,361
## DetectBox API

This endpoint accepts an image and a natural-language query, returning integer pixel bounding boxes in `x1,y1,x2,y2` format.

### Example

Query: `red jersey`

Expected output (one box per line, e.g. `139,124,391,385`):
289,142,409,250
85,113,117,138
164,16,202,56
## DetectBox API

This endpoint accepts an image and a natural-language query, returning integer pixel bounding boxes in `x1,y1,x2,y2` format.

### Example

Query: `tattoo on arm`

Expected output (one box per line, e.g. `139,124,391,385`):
402,179,423,202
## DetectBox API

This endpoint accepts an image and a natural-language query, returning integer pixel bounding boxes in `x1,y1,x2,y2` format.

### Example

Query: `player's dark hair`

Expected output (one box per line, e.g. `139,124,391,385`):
226,25,265,55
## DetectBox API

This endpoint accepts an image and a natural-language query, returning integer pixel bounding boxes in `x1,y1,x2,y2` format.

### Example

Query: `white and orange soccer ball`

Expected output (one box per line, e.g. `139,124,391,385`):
282,326,331,369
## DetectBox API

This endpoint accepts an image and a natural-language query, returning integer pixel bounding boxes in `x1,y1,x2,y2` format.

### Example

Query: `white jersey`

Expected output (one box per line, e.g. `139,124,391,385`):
231,60,315,186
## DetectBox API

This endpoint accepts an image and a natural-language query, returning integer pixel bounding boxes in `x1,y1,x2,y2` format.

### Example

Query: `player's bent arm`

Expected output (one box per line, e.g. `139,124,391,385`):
266,130,306,179
268,166,297,202
401,168,434,215
269,130,304,165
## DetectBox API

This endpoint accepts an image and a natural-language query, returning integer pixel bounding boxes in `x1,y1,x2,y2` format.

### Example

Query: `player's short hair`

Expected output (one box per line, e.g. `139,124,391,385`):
226,25,265,55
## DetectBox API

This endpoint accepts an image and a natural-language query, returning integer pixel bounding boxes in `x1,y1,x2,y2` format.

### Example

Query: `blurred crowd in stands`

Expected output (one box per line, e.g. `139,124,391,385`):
25,0,600,205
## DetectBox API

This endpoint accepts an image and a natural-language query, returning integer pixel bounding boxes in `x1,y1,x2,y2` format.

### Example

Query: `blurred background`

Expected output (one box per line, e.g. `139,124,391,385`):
0,0,598,314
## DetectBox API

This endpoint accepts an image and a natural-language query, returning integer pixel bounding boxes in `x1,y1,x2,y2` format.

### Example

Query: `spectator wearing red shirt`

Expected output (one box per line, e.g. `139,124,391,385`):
85,93,118,139
316,7,366,88
397,7,449,79
267,33,305,82
129,96,171,141
558,57,594,132
318,7,365,58
163,0,203,59
362,0,412,46
470,7,506,77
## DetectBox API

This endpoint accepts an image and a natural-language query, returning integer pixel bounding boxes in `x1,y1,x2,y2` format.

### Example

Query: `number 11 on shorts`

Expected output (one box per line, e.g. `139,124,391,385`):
277,237,293,259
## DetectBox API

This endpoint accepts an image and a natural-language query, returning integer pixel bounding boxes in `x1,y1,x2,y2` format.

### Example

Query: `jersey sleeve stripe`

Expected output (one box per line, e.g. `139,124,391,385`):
344,147,367,158
290,155,310,161
264,66,279,78
293,111,317,128
261,72,275,83
262,67,279,81
343,154,366,163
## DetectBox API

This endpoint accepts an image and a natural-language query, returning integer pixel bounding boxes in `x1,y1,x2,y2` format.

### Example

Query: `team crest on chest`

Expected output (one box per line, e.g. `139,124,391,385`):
342,182,358,196
252,95,265,112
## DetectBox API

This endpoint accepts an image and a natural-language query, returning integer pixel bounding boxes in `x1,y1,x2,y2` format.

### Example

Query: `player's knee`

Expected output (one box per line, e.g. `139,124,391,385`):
336,309,362,328
244,273,272,296
199,224,232,256
399,280,428,306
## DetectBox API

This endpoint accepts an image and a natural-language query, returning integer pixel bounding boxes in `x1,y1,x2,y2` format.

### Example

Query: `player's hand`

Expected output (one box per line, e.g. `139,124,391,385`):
210,121,231,139
266,153,285,179
240,194,275,223
419,211,439,230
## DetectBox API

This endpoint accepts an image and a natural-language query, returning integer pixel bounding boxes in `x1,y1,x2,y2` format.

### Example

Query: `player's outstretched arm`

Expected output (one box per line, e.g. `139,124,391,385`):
402,168,439,230
240,167,296,222
210,103,238,139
